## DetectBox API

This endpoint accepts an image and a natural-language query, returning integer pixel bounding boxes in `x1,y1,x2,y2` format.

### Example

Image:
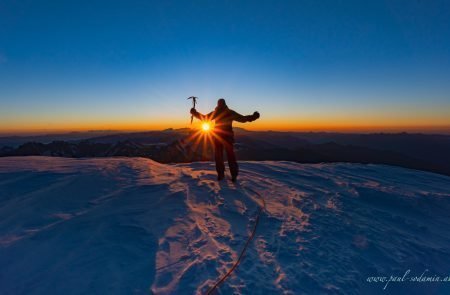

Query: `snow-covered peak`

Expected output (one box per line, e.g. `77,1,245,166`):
1,157,449,294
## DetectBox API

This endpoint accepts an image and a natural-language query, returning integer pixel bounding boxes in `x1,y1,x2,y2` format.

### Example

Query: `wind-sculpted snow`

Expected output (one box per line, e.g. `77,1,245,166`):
0,157,450,294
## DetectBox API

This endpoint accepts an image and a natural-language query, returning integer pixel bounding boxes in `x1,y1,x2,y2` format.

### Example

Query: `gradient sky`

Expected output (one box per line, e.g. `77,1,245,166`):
1,0,450,134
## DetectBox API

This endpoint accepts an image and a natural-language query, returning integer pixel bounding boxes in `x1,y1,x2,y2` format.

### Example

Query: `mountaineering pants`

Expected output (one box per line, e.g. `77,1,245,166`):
213,138,238,178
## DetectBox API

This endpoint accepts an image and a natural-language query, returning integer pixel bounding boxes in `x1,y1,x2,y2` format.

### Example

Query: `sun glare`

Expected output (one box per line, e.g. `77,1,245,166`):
202,122,211,132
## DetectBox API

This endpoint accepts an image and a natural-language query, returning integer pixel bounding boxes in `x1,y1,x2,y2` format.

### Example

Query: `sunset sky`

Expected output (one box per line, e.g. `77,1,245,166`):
1,0,450,134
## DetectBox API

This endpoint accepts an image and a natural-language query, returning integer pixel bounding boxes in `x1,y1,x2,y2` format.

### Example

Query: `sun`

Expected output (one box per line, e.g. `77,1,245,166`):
201,122,211,132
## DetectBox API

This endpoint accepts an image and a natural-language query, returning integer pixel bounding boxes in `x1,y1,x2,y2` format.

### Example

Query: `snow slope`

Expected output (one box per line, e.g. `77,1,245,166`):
1,157,450,295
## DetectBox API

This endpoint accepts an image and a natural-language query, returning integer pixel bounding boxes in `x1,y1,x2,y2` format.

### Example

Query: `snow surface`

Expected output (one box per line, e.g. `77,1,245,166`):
1,156,450,295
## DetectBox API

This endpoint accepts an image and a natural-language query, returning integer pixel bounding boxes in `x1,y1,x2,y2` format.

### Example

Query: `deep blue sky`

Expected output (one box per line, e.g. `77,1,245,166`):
1,0,450,133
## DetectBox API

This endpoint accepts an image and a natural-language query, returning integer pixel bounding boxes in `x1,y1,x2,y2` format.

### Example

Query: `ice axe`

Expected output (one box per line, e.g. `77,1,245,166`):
187,96,198,124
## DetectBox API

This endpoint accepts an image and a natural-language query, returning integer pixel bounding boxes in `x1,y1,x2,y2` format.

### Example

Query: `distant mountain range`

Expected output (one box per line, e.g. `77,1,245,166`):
0,130,119,148
1,128,449,176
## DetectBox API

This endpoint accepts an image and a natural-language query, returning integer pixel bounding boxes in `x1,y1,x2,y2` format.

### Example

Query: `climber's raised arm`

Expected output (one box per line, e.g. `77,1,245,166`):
190,108,214,121
231,110,260,123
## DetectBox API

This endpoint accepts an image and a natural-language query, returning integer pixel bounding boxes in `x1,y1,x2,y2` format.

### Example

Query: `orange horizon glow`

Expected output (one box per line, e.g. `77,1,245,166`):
4,97,449,136
1,120,450,136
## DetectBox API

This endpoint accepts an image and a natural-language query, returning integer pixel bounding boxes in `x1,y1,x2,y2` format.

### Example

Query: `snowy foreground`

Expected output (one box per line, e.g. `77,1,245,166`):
1,157,450,295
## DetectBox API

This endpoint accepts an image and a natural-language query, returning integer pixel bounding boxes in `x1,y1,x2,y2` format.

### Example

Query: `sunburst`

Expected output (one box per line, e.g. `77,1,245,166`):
202,122,211,132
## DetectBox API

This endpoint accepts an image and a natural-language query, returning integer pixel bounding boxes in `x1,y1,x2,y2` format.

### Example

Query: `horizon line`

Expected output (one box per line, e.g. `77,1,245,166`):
1,125,450,137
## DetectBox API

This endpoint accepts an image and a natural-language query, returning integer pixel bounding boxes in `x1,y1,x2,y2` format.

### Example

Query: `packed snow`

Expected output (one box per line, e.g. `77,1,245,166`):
1,156,450,294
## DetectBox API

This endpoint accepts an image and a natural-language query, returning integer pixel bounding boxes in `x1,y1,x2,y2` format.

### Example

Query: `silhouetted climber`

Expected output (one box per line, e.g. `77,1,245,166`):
191,98,260,182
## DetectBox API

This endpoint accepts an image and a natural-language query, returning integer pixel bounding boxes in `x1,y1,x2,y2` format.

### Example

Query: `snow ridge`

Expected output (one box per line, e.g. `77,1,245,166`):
0,157,450,294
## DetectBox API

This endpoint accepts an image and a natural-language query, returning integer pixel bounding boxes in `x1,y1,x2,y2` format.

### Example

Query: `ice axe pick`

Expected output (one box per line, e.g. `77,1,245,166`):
187,96,198,124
